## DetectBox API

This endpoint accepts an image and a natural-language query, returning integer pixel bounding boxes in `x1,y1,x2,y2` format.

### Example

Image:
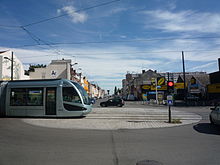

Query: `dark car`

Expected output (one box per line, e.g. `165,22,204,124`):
89,97,96,104
100,98,124,107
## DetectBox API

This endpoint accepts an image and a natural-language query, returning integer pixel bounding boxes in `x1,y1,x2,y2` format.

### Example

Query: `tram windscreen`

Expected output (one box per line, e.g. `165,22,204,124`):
71,82,90,105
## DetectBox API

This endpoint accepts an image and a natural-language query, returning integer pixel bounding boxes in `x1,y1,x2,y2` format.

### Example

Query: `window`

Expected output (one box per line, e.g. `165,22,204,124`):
62,87,82,104
27,88,43,106
71,82,90,105
10,88,43,106
10,88,26,106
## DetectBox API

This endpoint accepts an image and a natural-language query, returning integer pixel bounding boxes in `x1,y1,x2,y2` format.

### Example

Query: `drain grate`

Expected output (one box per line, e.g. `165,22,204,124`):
136,160,163,165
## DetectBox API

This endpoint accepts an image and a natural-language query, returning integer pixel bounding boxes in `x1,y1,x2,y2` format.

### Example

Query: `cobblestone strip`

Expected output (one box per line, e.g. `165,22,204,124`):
20,107,202,130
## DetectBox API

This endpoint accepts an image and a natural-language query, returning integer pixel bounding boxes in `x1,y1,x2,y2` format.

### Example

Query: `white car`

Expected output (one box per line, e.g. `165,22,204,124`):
210,106,220,125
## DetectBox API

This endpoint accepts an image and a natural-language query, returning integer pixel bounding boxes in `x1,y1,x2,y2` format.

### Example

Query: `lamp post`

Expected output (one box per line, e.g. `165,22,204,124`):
4,51,14,81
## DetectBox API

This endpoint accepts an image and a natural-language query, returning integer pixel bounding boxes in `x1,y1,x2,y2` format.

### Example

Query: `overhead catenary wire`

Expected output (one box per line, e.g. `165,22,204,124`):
1,0,120,29
24,0,120,27
13,35,220,48
20,27,65,55
18,49,220,59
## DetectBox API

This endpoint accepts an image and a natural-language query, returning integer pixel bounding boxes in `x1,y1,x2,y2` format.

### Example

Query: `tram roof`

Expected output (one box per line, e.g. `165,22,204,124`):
3,79,74,87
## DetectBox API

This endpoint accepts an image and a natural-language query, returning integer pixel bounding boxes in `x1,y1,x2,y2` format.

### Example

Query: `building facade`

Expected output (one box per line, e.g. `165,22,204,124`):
29,59,72,80
0,50,28,80
122,69,210,104
29,58,105,97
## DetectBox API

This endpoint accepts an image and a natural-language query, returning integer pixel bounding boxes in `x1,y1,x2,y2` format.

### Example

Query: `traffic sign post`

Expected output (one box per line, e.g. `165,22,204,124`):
167,95,173,123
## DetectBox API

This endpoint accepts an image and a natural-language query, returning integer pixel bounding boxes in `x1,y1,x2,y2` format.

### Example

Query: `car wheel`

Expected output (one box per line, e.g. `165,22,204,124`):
117,103,122,107
210,115,215,125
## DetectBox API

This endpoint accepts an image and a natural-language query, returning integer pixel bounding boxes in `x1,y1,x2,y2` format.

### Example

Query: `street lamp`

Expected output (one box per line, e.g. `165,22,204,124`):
72,62,78,66
4,51,14,81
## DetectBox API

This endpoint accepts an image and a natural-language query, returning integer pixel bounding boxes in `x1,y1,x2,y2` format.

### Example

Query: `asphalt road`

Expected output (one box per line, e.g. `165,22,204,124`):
0,102,220,165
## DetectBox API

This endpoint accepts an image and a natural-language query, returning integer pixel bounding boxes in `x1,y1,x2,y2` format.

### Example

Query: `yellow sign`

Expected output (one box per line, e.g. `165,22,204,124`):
83,79,89,92
142,85,151,90
174,83,185,89
151,85,167,91
158,77,165,85
208,84,220,93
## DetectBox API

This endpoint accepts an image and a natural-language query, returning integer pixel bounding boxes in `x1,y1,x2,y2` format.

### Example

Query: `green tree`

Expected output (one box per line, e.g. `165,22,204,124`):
114,86,118,95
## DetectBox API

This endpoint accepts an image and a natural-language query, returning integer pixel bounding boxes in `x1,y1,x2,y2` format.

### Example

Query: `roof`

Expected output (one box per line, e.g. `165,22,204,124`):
178,74,210,86
0,51,8,54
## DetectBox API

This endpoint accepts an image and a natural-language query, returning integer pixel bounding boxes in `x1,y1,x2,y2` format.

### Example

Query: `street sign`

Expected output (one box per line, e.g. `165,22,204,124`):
167,100,173,105
157,77,165,85
167,95,173,105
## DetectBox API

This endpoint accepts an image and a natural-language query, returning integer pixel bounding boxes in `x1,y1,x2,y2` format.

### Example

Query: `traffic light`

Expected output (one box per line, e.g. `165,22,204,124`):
167,81,174,93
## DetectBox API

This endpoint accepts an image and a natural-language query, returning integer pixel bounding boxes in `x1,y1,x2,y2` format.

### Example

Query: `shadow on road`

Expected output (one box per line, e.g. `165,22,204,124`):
193,123,220,135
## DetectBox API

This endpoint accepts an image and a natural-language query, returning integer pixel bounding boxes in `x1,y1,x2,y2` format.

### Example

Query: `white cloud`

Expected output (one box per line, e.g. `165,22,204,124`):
167,1,176,10
2,41,219,90
188,62,217,72
57,6,88,23
143,10,220,33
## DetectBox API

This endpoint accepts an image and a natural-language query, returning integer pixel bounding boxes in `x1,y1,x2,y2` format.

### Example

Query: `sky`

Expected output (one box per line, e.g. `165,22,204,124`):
1,0,220,92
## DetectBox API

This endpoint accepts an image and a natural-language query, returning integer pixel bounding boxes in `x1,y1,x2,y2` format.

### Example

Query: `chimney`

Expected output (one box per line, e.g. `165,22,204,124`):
142,70,145,74
218,58,220,71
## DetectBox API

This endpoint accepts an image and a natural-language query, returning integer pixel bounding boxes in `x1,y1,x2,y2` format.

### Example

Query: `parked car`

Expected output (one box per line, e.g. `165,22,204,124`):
209,105,220,125
89,97,96,104
100,98,124,107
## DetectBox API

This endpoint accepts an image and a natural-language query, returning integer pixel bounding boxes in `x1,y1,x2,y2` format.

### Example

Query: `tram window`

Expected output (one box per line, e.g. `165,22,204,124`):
10,88,26,106
71,82,90,105
62,87,82,104
27,88,43,106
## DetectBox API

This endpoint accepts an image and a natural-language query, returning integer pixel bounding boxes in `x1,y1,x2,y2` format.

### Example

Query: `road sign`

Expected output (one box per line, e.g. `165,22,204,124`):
167,95,173,105
167,100,173,105
157,77,165,85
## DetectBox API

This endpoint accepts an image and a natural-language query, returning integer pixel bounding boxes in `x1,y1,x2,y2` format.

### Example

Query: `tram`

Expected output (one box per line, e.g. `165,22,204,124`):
0,79,92,117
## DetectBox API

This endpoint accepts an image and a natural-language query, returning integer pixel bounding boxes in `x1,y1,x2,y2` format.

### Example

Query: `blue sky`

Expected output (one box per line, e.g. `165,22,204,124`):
1,0,220,92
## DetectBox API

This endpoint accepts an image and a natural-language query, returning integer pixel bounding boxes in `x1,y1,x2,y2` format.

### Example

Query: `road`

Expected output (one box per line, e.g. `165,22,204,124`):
0,101,219,165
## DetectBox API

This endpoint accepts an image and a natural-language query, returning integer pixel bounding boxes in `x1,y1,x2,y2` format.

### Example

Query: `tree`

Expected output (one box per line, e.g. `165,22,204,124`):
117,88,121,95
114,86,118,95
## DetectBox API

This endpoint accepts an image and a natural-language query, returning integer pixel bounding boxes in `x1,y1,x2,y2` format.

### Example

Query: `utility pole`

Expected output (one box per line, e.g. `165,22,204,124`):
182,51,186,105
11,51,14,81
156,77,158,104
4,51,14,81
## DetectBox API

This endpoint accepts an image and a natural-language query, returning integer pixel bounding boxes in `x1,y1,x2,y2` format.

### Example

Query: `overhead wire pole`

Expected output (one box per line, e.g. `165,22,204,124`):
155,77,158,104
182,51,187,105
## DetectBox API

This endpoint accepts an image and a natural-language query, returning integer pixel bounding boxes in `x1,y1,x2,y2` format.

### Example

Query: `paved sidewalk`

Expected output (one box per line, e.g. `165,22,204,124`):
22,107,201,130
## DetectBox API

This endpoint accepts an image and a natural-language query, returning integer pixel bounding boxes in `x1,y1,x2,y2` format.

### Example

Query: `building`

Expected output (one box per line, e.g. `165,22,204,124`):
122,69,210,103
0,50,28,80
122,70,161,100
175,74,210,104
29,58,105,97
29,59,72,80
159,71,207,82
207,58,220,105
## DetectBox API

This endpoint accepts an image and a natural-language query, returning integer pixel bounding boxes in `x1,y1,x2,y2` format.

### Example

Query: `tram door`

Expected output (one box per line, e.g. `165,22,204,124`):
45,88,56,115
